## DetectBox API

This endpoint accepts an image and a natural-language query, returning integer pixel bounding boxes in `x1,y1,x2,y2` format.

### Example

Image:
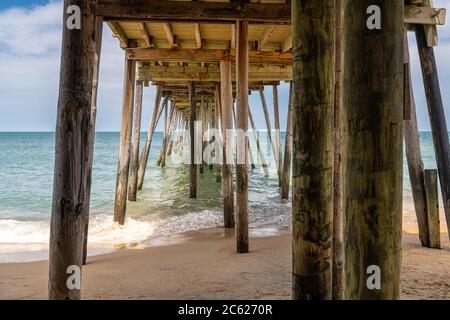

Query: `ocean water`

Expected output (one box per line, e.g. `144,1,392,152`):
0,131,445,262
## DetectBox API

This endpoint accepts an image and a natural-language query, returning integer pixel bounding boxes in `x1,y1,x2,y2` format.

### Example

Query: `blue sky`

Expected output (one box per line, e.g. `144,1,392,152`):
0,0,449,132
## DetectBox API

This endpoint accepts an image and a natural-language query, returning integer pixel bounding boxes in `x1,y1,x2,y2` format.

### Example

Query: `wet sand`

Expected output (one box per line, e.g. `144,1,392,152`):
0,225,449,300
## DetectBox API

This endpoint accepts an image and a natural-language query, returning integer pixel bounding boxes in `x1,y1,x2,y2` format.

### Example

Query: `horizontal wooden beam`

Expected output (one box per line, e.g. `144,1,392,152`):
96,0,291,23
127,48,292,65
405,6,446,25
137,64,291,82
107,21,128,49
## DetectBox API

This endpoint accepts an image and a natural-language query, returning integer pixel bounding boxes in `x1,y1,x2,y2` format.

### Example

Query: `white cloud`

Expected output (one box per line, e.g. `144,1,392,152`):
0,1,151,131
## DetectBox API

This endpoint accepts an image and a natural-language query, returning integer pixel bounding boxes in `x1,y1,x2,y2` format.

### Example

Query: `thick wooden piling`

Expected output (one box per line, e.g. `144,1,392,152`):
292,0,334,300
424,169,440,249
128,80,144,202
114,53,136,225
189,81,197,198
415,24,450,240
280,82,293,200
332,0,343,300
343,1,403,299
404,36,430,247
235,20,249,253
83,17,103,266
137,86,162,190
49,0,97,300
220,59,235,228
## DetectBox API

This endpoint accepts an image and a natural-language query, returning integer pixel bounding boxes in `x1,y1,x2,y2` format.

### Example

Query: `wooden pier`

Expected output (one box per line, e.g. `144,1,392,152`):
49,0,448,300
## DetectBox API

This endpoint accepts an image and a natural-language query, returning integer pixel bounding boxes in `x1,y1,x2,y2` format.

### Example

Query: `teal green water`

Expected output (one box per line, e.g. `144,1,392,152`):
0,131,444,262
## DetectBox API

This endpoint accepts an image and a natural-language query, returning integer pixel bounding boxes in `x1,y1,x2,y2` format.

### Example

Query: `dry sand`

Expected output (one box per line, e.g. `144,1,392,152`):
0,227,449,300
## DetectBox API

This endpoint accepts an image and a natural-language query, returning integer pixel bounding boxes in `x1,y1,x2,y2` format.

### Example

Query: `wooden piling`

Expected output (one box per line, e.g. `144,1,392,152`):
280,82,293,200
235,20,249,253
273,85,282,186
200,95,205,173
137,86,162,190
220,59,235,228
83,17,103,266
292,0,334,300
424,169,441,249
215,85,222,182
343,1,403,299
49,0,97,300
332,0,343,300
415,24,450,240
128,80,144,202
189,81,197,198
114,53,136,225
249,107,270,177
259,89,280,177
404,35,430,247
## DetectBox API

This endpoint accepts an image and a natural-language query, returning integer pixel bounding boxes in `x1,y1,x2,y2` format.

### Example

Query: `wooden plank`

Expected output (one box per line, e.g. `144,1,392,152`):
343,1,403,299
404,6,446,25
292,0,334,300
194,23,202,49
416,23,450,240
138,22,154,48
97,0,291,23
107,21,128,49
163,23,177,48
424,169,441,249
128,80,144,202
259,25,277,50
220,59,235,228
127,48,292,65
281,34,292,53
235,20,249,254
49,0,97,300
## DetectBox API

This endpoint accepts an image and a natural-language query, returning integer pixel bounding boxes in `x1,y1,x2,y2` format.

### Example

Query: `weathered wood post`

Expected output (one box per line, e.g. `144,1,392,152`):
157,99,169,166
199,95,205,174
415,24,450,240
236,20,249,253
343,1,403,299
49,0,97,300
189,81,197,198
332,0,343,300
424,169,440,249
273,85,282,186
259,89,280,178
249,107,270,177
404,35,430,247
215,85,222,182
292,0,334,300
83,16,103,266
128,80,144,202
220,59,235,228
280,82,293,200
137,86,162,190
114,49,136,225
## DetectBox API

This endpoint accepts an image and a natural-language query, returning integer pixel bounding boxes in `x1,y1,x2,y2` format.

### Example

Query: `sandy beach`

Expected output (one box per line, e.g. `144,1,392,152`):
1,225,449,300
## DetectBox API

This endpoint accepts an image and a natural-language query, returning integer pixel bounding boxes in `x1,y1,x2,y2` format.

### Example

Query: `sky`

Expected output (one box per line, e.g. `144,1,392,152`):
0,1,449,132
